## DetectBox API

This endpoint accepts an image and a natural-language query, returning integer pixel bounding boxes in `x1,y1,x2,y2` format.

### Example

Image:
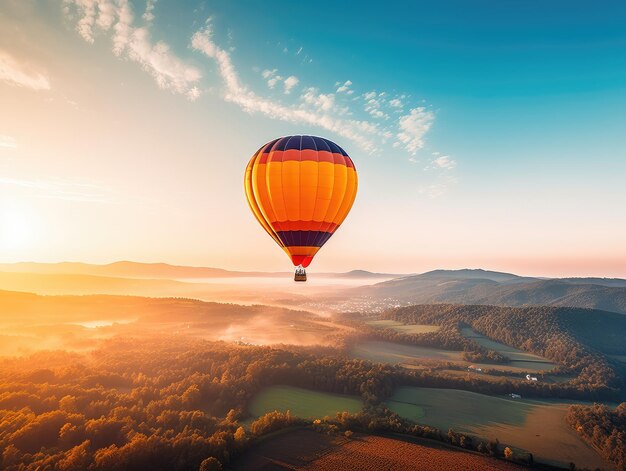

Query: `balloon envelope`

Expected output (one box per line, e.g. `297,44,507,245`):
244,135,358,268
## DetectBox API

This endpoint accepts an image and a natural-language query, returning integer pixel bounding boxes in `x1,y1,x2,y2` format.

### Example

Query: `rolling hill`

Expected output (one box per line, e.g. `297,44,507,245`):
0,261,400,280
355,269,626,314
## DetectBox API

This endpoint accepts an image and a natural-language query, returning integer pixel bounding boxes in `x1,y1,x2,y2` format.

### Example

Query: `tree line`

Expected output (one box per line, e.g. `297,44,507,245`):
566,402,626,471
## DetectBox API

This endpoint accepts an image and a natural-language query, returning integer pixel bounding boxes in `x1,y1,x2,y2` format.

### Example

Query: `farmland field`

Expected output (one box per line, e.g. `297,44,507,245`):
248,385,363,419
350,340,462,364
230,427,527,470
440,369,575,384
350,340,556,373
460,327,557,371
365,319,441,334
386,387,608,470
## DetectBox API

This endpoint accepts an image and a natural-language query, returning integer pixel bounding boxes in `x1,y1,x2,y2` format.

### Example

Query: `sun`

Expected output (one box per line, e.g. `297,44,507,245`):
0,202,36,250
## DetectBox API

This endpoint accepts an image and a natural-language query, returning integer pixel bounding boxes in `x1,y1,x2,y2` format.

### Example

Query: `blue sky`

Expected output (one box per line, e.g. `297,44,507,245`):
1,0,625,276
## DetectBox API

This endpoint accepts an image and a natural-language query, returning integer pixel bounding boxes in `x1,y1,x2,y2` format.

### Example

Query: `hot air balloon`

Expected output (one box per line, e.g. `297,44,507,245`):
244,135,358,282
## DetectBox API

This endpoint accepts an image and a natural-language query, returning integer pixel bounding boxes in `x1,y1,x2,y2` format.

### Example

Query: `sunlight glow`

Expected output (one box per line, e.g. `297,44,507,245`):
0,202,36,250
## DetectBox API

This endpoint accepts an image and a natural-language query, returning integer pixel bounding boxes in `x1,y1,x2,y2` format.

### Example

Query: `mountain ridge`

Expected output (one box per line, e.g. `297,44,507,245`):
0,261,402,280
360,271,626,315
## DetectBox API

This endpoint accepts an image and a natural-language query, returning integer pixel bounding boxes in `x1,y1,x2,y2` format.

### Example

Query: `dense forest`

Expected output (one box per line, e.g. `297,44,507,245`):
1,332,621,470
0,336,409,470
566,403,626,471
0,335,552,471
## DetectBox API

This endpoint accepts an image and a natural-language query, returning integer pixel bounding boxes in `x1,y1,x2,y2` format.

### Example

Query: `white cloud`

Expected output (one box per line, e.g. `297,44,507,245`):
63,6,449,163
363,91,377,100
262,69,282,88
191,23,383,152
95,0,116,30
336,80,352,94
127,28,201,98
362,91,391,119
73,0,96,42
432,155,456,170
267,77,280,88
70,0,119,43
261,69,276,79
300,87,335,112
0,135,17,149
397,107,434,154
283,75,299,94
143,0,156,23
261,70,298,94
64,0,201,99
112,0,133,56
0,50,50,91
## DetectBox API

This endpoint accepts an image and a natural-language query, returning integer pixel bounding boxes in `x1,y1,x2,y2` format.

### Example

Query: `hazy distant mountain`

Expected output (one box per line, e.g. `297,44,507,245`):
355,269,626,314
0,271,203,296
560,277,626,288
0,261,254,278
2,262,625,314
418,269,536,283
321,269,405,279
0,261,400,280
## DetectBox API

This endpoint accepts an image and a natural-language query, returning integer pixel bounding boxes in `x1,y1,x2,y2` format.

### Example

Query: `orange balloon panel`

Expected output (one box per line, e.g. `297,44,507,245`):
244,135,358,268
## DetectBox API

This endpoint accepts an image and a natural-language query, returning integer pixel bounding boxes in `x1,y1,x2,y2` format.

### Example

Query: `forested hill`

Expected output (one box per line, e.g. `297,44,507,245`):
357,271,626,314
382,304,626,393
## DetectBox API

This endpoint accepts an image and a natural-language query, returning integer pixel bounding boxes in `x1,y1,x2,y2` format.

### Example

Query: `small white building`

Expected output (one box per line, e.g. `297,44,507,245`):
509,393,522,399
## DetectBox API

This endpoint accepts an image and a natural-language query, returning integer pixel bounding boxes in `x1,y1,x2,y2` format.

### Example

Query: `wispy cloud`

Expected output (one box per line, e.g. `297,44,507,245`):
397,107,435,154
191,22,385,152
127,28,201,99
63,6,457,195
261,69,299,94
300,87,337,112
431,155,456,170
0,176,121,203
0,50,51,91
262,69,279,88
283,75,299,94
336,80,353,94
64,0,201,99
0,135,17,149
142,0,156,23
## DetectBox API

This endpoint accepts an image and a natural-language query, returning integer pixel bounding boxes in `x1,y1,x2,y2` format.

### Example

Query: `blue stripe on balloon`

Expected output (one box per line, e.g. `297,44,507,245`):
276,230,333,247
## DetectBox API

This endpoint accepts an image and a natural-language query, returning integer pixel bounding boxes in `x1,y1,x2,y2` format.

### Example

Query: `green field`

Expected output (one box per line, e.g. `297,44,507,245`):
248,385,363,419
441,369,575,384
350,340,462,365
461,327,553,362
350,340,555,373
366,319,441,334
461,327,557,372
386,387,607,470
